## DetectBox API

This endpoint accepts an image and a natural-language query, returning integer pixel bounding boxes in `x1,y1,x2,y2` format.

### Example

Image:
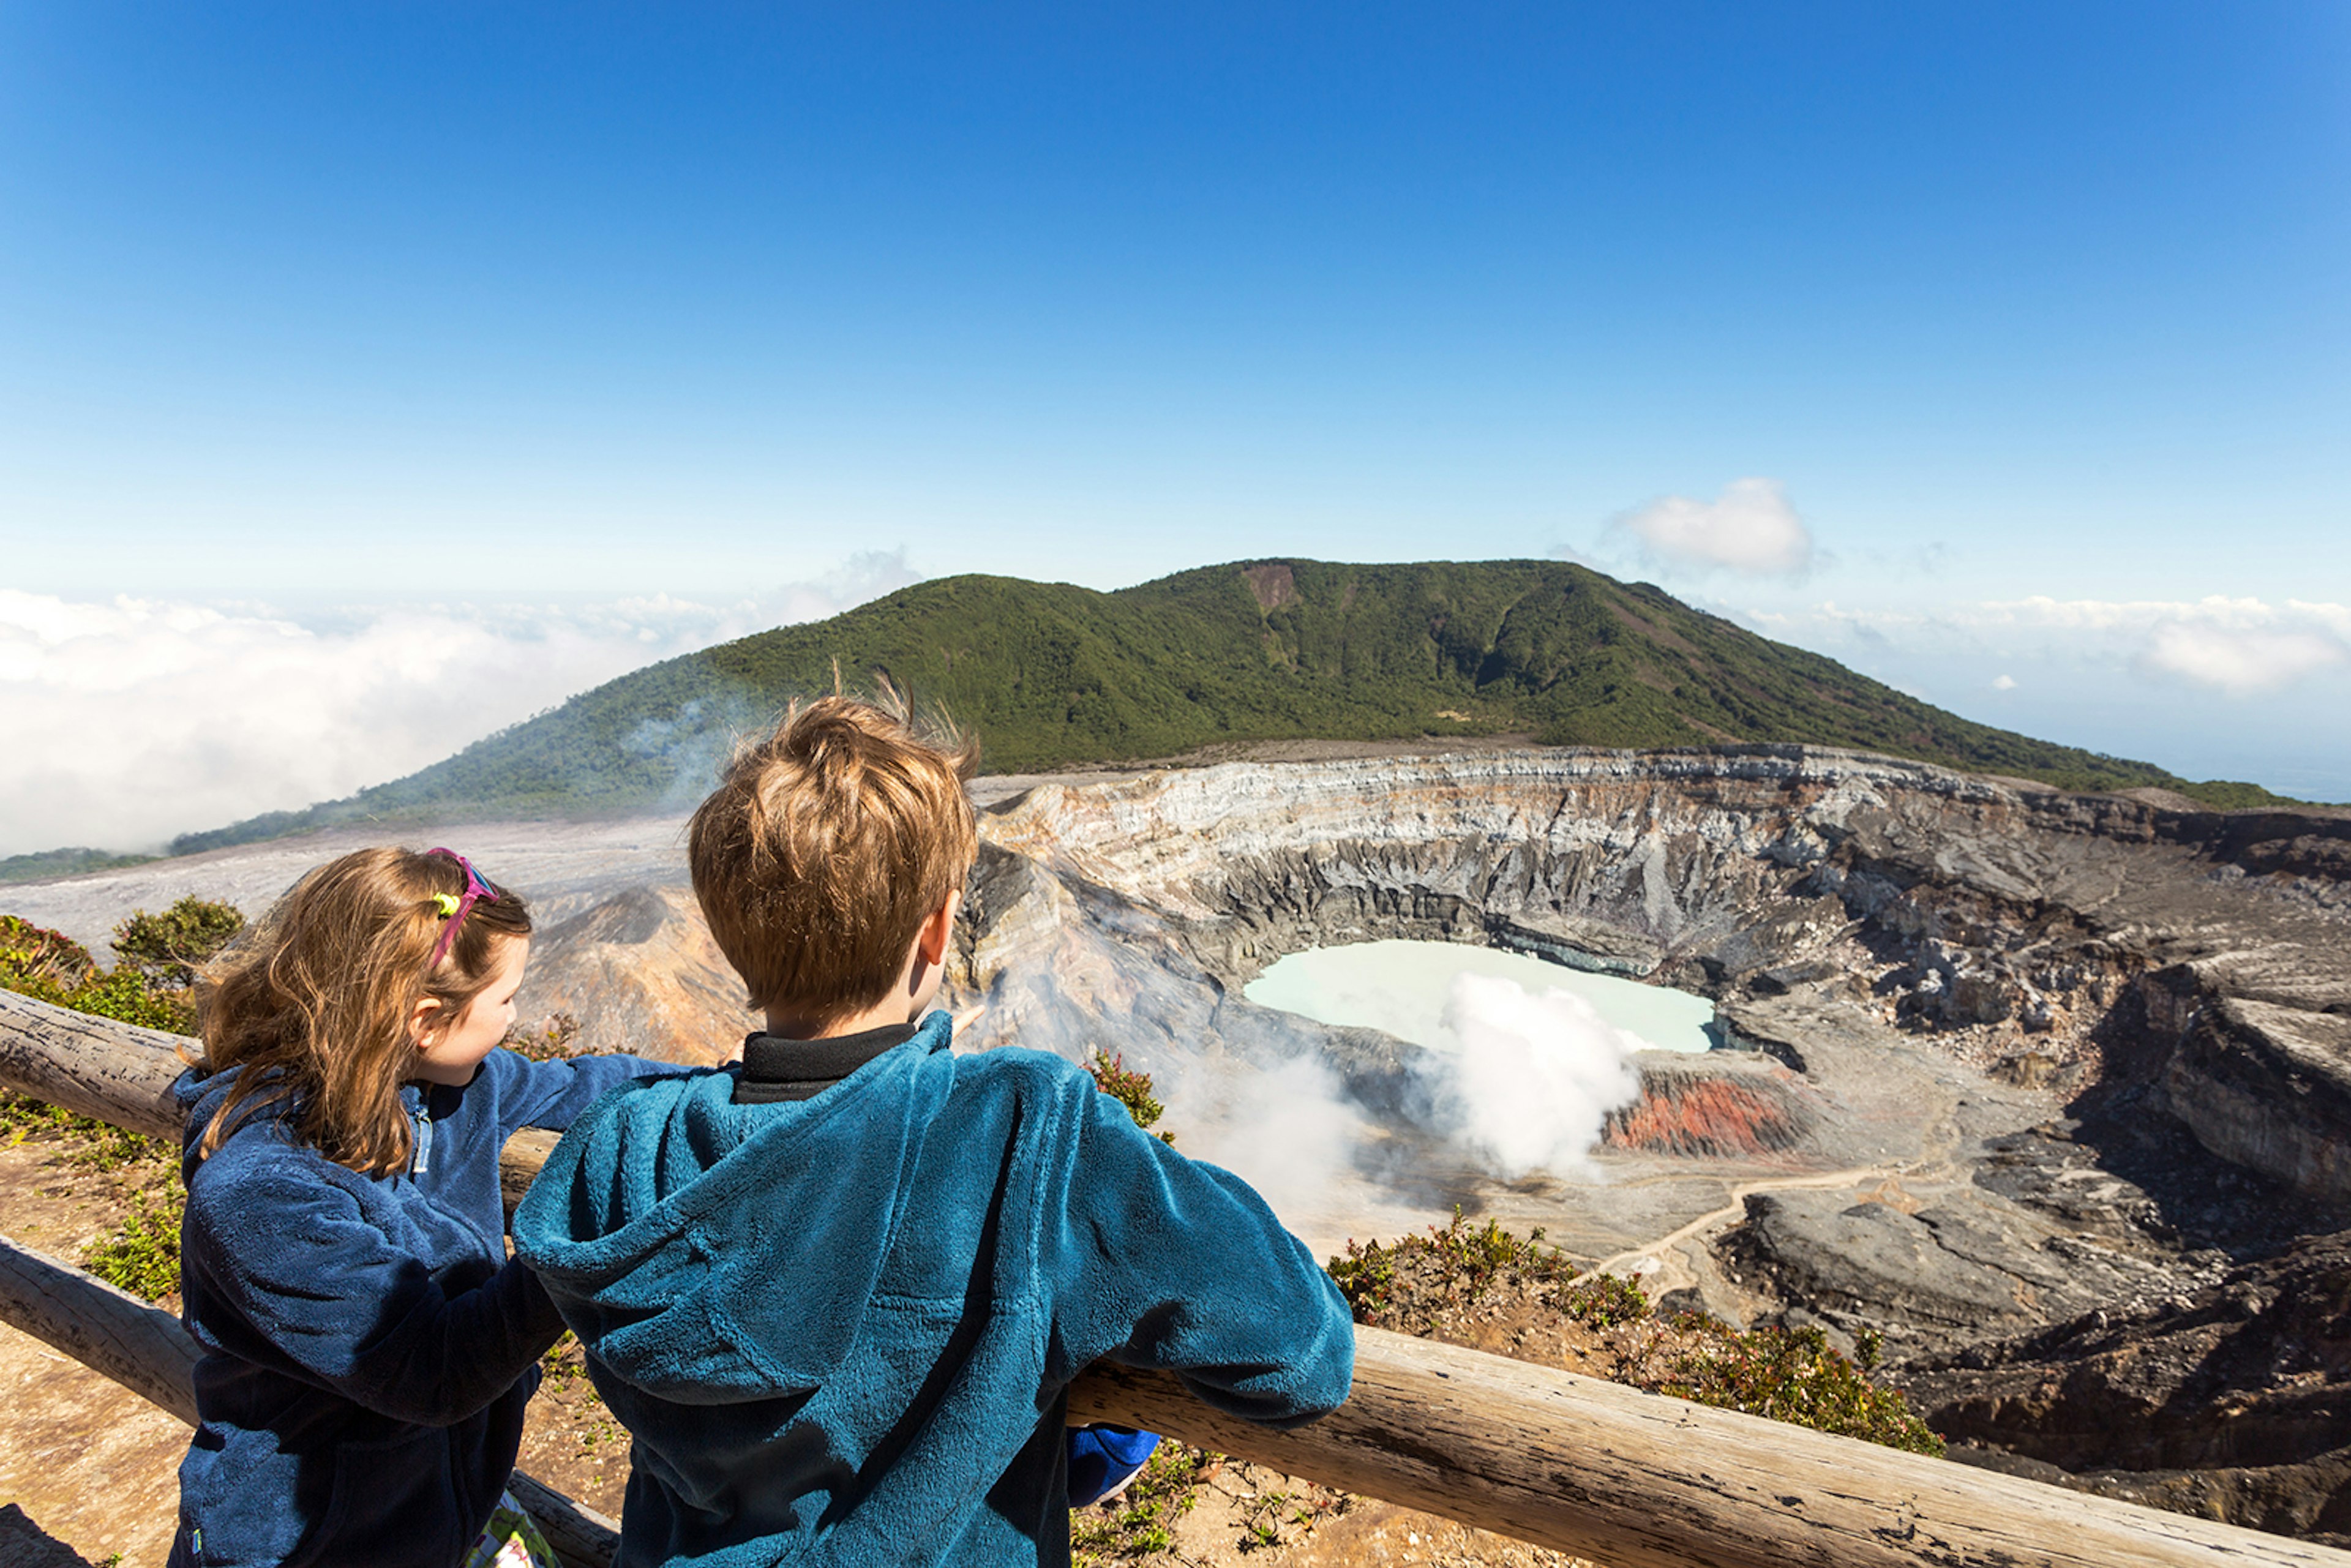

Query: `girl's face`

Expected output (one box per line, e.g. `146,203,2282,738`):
410,936,530,1087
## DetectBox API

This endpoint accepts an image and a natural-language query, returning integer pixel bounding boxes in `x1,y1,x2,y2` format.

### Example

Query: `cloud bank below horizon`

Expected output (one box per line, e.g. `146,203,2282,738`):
1736,593,2351,798
0,552,921,858
1750,594,2351,698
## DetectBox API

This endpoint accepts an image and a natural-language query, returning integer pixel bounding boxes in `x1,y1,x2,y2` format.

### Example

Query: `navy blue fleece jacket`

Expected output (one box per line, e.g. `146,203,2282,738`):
511,1013,1354,1567
169,1048,669,1568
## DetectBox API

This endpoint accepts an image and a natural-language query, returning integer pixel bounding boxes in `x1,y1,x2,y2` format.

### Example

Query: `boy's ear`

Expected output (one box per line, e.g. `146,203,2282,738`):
914,890,963,968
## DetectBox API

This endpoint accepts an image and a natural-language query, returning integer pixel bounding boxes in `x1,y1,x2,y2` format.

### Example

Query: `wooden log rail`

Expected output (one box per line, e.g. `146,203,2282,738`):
6,987,2348,1568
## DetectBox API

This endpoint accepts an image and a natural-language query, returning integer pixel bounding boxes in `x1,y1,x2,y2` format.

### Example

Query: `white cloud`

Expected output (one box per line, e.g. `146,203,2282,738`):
1719,589,2351,797
0,550,923,857
1978,594,2318,633
2135,621,2350,696
2290,600,2351,638
1613,478,1814,578
1971,595,2351,695
1756,594,2351,698
1992,674,2017,690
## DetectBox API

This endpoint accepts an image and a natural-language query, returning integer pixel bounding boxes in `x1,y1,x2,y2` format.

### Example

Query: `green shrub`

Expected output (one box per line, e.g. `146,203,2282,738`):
1560,1270,1651,1330
1329,1212,1939,1455
56,964,201,1033
85,1184,184,1301
1326,1237,1397,1315
1,899,243,1304
0,915,96,992
1330,1209,1578,1318
1069,1443,1209,1565
0,898,243,1035
1655,1317,1940,1454
504,1013,584,1062
1086,1050,1174,1144
111,898,245,991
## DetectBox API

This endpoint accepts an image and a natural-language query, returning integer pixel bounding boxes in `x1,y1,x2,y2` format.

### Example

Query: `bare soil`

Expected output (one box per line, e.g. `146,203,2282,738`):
1133,1452,1597,1568
0,1136,186,1568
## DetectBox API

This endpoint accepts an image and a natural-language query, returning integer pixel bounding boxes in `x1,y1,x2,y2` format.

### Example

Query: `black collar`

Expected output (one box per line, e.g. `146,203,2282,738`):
733,1021,919,1105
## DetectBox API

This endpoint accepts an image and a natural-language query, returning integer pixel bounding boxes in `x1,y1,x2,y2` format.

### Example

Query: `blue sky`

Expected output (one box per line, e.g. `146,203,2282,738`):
2,3,2347,852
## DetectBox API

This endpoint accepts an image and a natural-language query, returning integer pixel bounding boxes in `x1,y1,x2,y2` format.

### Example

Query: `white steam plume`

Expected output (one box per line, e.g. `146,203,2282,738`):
1427,973,1646,1179
1163,1053,1379,1244
1176,970,1651,1253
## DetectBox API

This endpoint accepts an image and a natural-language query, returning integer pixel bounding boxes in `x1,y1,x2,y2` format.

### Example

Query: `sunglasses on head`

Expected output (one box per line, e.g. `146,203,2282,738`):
424,848,499,969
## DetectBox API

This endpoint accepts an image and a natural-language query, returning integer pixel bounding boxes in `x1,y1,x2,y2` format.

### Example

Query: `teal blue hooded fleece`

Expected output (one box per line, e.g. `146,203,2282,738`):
512,1013,1354,1566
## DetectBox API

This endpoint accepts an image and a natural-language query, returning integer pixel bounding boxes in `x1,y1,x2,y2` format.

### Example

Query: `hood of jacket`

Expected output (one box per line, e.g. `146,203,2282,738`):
174,1060,290,1183
512,1011,956,1406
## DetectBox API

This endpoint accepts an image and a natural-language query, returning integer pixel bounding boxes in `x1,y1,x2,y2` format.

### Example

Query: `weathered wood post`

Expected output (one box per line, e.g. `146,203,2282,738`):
0,989,186,1137
6,988,2351,1567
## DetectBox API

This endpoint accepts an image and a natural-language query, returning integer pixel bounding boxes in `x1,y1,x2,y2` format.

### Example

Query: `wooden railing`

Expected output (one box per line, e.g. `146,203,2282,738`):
5,987,2347,1568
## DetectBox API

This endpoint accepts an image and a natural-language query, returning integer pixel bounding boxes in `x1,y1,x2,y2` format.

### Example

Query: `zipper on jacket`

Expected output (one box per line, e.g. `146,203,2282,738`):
410,1103,433,1175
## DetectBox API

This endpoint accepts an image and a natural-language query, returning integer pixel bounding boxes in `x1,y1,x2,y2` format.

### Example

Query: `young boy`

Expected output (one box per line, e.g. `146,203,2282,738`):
513,695,1354,1566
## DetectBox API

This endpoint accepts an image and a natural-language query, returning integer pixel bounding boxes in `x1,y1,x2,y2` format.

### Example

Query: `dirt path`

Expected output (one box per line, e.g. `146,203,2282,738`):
1588,1161,1927,1296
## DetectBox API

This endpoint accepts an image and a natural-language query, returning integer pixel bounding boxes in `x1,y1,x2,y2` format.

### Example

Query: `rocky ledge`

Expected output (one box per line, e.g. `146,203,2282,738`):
1910,1228,2351,1546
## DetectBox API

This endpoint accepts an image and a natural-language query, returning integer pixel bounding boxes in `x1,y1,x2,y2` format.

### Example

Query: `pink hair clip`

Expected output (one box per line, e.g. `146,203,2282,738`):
424,849,498,967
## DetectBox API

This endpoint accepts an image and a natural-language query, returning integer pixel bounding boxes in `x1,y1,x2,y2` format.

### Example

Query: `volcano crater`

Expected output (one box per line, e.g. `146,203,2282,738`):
939,745,2351,1535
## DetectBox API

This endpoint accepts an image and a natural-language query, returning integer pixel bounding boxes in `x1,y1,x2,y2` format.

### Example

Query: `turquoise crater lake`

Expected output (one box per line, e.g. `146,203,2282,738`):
1242,939,1716,1056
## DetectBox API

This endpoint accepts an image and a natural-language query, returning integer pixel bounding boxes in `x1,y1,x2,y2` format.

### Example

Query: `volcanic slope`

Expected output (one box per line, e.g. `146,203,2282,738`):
169,558,2269,853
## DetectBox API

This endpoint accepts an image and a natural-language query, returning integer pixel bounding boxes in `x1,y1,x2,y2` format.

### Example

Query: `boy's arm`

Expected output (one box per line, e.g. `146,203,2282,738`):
183,1160,564,1427
484,1045,684,1137
1043,1081,1355,1427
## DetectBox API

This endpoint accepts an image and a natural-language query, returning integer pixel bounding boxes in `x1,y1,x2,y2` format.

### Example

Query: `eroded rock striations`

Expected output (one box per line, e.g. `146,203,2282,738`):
966,744,2351,1198
1909,1231,2351,1542
522,885,747,1063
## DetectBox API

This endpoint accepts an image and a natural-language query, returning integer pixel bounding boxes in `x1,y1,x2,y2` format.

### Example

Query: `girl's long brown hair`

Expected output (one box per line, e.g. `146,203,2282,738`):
192,847,531,1174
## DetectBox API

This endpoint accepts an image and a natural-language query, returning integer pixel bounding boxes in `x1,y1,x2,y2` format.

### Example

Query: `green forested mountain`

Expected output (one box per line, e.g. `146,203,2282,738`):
169,558,2263,853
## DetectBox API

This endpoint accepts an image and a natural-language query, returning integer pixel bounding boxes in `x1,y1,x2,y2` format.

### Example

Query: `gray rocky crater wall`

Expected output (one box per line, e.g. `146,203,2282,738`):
952,745,2351,1209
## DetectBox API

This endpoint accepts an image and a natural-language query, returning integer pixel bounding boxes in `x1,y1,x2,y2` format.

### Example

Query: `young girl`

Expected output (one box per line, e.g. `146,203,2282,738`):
168,846,669,1568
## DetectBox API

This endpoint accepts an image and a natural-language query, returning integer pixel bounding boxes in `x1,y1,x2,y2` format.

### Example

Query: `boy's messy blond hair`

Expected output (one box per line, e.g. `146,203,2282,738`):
689,689,979,1025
